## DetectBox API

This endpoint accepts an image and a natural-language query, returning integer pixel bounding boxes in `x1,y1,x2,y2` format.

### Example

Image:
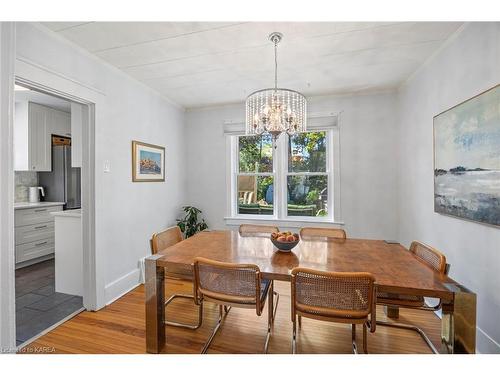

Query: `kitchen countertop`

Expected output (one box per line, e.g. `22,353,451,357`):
14,201,66,210
51,208,82,218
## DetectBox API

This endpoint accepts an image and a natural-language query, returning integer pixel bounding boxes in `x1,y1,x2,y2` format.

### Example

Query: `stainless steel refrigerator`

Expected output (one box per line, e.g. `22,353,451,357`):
39,145,81,209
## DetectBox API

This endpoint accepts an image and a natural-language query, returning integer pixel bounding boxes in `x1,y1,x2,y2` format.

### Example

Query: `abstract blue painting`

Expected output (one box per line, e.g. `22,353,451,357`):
434,85,500,226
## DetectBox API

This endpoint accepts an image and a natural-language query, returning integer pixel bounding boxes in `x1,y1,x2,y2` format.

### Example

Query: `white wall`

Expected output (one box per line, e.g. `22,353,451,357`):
15,23,186,305
397,22,500,353
185,91,399,240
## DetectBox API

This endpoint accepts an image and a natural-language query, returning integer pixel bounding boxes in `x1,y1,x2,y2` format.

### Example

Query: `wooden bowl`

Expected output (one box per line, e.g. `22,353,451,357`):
270,236,300,252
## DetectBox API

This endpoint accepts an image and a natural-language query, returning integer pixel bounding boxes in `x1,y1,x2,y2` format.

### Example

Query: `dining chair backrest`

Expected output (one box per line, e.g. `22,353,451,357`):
238,224,279,235
299,227,347,240
193,257,263,314
291,268,375,321
150,226,183,254
409,241,447,275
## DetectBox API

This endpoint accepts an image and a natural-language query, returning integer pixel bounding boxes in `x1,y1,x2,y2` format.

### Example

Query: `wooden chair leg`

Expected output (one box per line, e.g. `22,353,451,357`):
298,315,302,328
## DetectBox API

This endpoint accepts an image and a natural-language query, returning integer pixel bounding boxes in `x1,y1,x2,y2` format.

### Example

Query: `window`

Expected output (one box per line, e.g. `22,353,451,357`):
229,129,337,222
237,134,274,216
287,131,329,217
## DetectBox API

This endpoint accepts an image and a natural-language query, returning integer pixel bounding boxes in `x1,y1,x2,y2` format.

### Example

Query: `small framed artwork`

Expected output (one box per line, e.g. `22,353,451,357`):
132,141,165,182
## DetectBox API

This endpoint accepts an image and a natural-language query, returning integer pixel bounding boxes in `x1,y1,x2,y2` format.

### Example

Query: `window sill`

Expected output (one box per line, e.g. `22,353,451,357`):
224,216,345,228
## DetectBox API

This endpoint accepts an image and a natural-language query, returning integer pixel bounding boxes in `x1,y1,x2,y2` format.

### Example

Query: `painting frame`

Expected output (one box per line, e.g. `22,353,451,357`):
132,140,165,182
433,84,500,227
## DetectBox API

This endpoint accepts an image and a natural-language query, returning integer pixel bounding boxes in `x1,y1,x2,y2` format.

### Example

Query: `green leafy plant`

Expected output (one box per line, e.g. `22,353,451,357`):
176,206,208,238
306,190,320,205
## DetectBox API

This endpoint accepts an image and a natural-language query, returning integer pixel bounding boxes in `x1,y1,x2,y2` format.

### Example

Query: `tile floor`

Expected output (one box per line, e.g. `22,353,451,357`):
15,259,83,346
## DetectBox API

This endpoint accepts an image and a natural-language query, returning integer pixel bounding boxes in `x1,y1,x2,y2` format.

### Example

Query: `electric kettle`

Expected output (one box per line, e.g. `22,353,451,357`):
29,186,45,203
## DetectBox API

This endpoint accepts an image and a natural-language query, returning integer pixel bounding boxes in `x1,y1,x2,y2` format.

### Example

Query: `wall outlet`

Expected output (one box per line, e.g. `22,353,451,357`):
103,160,111,173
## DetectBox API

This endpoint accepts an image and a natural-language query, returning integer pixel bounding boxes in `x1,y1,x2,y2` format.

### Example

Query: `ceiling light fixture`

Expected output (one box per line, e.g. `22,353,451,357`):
245,32,307,147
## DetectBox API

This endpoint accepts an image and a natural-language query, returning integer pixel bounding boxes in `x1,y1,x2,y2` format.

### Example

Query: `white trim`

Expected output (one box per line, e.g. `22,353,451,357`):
0,21,16,352
16,55,106,96
104,268,141,306
225,123,343,225
224,216,344,229
333,111,342,222
222,111,340,135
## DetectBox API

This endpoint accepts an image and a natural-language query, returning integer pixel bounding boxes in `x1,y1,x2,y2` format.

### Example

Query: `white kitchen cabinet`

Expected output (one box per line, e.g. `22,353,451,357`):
51,108,71,137
14,203,63,267
14,101,71,171
52,209,83,296
29,102,51,171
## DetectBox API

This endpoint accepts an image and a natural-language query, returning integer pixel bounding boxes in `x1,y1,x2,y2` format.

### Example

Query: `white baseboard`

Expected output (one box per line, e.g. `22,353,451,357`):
104,268,141,305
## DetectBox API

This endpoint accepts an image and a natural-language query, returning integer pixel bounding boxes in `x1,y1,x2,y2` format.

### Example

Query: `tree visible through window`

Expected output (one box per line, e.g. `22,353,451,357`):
237,134,274,215
287,131,328,217
235,131,331,219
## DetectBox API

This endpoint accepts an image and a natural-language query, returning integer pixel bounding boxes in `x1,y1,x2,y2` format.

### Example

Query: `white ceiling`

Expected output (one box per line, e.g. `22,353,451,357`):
41,22,463,109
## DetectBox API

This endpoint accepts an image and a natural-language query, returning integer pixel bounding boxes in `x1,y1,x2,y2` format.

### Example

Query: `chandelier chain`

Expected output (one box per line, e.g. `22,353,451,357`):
245,32,307,143
274,39,278,90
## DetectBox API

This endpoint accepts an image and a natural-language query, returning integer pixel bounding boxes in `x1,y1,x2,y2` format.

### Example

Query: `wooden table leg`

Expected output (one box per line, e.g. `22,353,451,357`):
384,305,399,319
441,283,477,354
145,255,165,353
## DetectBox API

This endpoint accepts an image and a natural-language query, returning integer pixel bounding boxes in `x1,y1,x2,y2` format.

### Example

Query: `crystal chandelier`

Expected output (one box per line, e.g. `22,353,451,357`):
245,32,307,145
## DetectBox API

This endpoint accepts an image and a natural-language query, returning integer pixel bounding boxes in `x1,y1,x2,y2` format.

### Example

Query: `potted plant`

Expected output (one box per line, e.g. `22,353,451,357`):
176,206,208,238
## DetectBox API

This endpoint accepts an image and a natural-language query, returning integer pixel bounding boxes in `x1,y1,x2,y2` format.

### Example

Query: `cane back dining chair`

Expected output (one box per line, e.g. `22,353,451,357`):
239,224,279,236
193,257,279,354
299,227,347,240
150,226,202,330
291,268,376,354
376,241,450,353
296,227,347,328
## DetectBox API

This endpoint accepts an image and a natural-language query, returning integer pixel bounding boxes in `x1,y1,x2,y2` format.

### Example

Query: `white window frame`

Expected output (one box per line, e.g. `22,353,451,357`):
224,113,343,227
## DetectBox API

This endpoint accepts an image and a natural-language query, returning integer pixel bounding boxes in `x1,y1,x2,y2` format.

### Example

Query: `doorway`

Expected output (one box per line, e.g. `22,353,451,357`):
13,85,86,346
10,79,96,349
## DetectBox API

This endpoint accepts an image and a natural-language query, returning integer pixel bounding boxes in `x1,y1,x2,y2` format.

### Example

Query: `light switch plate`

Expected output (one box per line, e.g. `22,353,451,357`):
103,160,111,173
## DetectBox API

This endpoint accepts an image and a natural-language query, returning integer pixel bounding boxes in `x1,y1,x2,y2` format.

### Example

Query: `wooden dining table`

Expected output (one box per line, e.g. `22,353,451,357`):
145,230,476,354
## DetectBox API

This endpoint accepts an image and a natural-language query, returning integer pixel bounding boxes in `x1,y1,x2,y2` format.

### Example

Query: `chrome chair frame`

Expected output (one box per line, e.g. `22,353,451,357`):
376,242,450,354
150,227,202,330
193,258,280,354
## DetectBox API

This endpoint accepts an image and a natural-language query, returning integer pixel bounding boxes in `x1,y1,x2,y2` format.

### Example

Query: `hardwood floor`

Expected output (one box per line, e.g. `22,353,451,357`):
23,279,442,354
